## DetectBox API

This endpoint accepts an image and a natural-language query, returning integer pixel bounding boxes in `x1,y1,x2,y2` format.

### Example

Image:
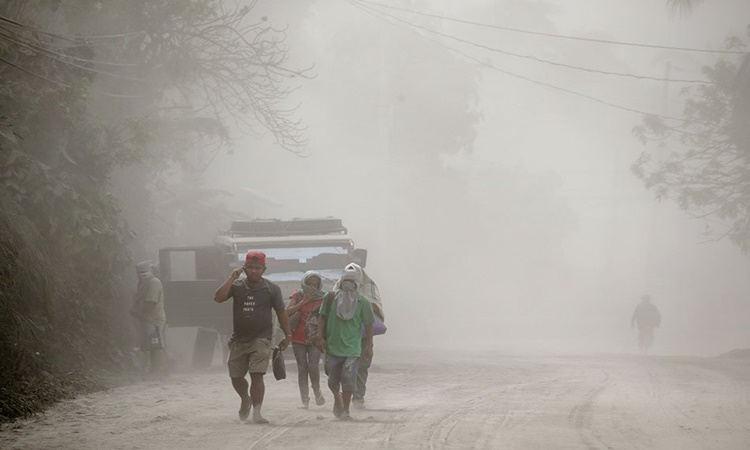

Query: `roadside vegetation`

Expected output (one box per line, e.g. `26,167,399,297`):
0,0,307,422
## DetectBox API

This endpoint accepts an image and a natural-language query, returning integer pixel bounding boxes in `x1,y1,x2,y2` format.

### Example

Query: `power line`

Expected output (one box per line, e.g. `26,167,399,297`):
0,24,142,67
355,0,746,56
0,15,146,43
0,12,155,84
0,21,144,67
0,30,146,82
0,57,145,98
0,55,69,87
351,1,711,84
348,0,715,131
0,15,78,43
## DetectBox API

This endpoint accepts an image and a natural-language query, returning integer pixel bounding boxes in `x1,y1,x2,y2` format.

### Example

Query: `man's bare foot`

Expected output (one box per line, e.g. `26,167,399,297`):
252,411,269,424
339,412,354,421
238,398,251,422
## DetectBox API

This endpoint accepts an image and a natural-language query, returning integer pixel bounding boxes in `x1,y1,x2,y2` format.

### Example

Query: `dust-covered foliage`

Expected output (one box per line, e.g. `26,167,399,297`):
0,201,125,421
0,0,306,421
631,31,750,252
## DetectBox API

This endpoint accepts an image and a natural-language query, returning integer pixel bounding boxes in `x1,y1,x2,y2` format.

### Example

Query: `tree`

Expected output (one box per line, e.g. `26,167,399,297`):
631,30,750,251
66,0,312,249
0,0,308,421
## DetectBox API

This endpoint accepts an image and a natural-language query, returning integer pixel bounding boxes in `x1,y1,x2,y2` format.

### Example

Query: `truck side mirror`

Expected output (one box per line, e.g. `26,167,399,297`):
353,248,368,268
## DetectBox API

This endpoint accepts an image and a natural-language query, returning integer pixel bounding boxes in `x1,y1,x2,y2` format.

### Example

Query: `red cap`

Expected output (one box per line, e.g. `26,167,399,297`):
245,251,266,266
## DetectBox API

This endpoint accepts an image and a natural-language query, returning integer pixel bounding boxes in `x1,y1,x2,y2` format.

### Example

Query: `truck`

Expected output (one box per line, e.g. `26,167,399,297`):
157,217,367,366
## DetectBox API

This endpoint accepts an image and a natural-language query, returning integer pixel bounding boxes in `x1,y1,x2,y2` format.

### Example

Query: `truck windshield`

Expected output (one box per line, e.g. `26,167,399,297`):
235,245,350,274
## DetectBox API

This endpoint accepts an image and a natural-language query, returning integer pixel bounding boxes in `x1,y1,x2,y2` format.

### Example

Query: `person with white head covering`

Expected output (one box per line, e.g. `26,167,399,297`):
334,263,384,321
333,263,385,409
315,270,374,421
130,260,167,376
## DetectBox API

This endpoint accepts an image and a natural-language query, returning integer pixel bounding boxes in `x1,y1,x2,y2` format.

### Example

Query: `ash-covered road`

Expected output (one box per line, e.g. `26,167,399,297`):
2,349,749,449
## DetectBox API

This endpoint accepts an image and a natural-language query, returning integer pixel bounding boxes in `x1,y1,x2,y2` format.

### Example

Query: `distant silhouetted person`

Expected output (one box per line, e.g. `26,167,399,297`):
631,295,661,354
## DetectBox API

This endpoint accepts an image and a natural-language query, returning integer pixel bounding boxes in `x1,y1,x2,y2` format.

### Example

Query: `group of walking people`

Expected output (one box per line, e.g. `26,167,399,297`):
213,251,384,423
135,249,660,425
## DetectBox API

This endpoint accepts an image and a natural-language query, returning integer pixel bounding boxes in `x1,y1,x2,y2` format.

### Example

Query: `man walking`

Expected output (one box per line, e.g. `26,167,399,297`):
214,251,292,424
631,294,661,354
316,271,374,421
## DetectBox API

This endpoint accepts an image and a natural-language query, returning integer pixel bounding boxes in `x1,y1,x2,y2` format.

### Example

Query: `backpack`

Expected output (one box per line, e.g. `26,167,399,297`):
319,292,386,338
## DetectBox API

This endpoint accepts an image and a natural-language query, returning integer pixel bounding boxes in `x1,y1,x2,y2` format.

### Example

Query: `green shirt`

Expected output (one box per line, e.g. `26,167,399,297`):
321,292,374,357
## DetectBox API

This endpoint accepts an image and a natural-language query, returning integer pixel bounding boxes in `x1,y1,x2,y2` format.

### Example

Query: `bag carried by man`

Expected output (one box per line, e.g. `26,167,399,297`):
272,346,286,380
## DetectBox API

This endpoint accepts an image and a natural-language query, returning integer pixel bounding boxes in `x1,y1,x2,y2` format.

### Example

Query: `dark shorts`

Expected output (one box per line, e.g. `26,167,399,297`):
227,338,271,378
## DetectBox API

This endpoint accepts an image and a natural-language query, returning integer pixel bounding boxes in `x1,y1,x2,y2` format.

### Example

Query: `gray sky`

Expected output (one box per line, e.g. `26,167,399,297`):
202,0,750,356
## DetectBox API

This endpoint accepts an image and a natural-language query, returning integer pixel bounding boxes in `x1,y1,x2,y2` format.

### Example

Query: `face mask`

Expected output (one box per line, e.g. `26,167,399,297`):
302,283,320,294
341,280,357,291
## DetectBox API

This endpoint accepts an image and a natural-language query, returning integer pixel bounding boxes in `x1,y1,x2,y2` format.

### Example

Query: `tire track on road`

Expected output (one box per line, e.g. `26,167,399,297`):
426,395,487,449
244,418,310,450
424,382,524,450
568,369,611,450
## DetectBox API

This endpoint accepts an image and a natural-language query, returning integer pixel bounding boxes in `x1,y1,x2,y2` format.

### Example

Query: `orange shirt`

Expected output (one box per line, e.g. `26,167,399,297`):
290,291,323,344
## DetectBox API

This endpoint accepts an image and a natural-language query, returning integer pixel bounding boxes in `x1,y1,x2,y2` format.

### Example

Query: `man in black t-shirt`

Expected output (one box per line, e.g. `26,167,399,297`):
215,251,292,424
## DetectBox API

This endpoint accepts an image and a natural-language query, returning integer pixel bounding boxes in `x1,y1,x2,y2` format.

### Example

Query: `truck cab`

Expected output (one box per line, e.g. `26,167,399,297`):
158,217,367,364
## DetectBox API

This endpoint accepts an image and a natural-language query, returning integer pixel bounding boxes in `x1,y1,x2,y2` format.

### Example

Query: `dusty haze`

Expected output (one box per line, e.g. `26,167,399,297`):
149,0,750,357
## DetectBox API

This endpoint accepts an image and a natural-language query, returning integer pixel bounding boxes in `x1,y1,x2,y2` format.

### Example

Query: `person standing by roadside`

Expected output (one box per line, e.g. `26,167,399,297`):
130,261,167,377
214,251,292,424
286,270,327,409
316,270,374,421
